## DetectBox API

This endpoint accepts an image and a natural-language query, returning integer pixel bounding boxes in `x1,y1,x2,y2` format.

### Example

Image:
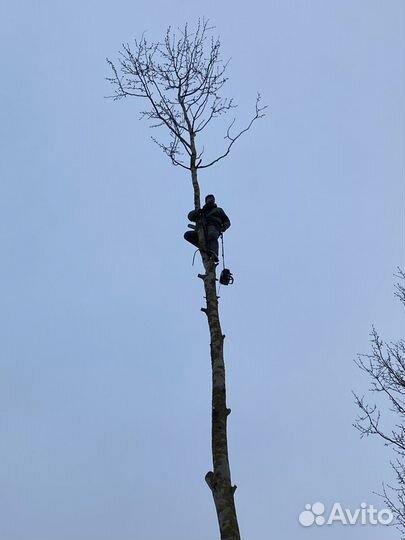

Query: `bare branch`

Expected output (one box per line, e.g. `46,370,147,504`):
197,94,267,169
353,270,405,533
106,20,266,171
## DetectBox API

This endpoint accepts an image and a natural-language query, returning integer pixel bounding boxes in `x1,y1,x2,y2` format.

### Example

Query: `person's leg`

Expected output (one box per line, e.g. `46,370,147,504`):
184,230,199,248
206,225,220,259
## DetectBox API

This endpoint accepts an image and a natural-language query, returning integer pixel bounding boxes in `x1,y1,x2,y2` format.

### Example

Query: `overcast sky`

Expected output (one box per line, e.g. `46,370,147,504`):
1,1,404,539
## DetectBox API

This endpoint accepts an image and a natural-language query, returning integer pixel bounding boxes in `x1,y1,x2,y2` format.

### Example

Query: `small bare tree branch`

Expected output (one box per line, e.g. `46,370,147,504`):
353,271,405,534
198,94,267,169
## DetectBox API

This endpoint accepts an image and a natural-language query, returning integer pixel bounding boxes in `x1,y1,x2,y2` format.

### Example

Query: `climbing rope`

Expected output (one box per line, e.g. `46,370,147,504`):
219,233,234,289
192,248,200,266
220,233,226,270
191,233,233,293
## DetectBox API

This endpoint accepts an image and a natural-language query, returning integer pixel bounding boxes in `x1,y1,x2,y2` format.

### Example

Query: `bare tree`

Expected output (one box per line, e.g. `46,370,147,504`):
106,20,266,540
353,269,405,535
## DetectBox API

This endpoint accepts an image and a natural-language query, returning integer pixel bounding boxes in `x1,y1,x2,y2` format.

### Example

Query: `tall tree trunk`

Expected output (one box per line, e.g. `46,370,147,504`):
200,259,240,540
190,160,240,540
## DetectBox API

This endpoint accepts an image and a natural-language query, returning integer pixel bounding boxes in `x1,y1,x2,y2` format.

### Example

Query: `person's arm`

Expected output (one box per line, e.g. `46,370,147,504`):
220,209,231,231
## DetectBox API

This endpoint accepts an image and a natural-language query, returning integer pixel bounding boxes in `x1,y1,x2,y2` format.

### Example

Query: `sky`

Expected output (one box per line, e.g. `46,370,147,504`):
0,1,404,539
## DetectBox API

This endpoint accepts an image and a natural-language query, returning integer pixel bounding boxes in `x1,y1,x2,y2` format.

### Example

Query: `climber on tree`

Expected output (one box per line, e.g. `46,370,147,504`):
184,194,231,262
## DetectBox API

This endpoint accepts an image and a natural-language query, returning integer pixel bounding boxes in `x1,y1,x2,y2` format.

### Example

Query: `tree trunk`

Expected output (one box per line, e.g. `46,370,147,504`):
200,258,241,540
190,149,240,539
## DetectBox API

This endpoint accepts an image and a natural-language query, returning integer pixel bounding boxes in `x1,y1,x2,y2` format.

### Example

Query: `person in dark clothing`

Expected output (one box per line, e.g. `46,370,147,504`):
184,194,231,261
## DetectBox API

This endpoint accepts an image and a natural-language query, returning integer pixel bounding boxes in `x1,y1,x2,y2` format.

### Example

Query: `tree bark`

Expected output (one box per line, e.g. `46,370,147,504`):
201,259,240,540
190,126,240,540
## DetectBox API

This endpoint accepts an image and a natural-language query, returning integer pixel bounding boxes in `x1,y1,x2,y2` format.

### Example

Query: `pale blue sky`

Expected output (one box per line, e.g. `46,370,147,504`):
0,1,404,539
